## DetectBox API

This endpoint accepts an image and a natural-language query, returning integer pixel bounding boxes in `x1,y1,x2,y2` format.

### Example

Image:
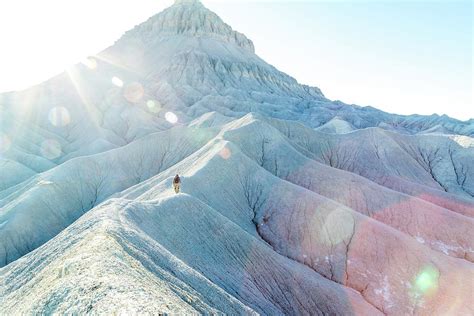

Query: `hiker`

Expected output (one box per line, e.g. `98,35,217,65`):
173,174,181,193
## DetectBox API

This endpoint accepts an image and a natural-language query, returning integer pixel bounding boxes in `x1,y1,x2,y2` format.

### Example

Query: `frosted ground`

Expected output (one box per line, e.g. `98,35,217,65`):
1,0,473,314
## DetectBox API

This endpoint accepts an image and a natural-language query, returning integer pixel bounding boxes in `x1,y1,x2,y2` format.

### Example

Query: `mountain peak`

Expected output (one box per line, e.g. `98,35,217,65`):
173,0,201,5
118,0,254,53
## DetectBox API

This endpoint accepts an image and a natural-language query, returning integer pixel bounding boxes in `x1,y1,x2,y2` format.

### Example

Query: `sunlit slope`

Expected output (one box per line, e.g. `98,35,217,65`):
94,136,474,315
0,127,215,266
267,116,474,216
218,114,474,261
0,198,256,315
0,0,472,188
3,136,472,314
2,189,379,315
0,0,473,314
4,113,471,268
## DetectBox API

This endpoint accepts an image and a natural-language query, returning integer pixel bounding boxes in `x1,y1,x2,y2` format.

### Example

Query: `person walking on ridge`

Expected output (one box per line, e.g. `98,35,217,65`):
173,174,181,193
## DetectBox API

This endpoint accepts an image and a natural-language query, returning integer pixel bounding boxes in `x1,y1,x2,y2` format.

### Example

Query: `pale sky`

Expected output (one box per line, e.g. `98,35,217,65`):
0,0,472,120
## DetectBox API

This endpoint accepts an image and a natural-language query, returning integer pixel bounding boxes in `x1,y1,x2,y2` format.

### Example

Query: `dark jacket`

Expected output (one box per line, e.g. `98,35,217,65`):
173,175,181,184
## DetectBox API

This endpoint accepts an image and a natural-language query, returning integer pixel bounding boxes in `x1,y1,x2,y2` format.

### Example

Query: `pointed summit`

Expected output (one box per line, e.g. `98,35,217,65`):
118,0,254,52
173,0,202,5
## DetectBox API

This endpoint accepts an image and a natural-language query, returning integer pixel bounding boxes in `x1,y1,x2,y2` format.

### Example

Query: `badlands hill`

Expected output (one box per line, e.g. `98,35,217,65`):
1,0,473,314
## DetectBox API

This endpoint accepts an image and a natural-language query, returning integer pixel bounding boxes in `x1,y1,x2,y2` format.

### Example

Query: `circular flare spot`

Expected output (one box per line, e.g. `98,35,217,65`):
146,100,161,113
81,57,97,70
123,82,144,103
48,107,71,127
112,76,124,87
165,111,178,124
414,266,439,295
320,208,355,246
219,147,232,160
146,100,155,108
0,134,11,153
41,139,62,159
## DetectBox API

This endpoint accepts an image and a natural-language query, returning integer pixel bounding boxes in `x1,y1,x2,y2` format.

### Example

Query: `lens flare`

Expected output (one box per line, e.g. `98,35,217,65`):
48,107,71,127
219,147,232,160
410,265,440,304
112,76,124,87
0,134,11,153
40,139,62,159
123,82,144,103
146,100,161,113
415,266,439,294
146,100,155,108
320,208,355,246
165,111,178,124
81,57,97,70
